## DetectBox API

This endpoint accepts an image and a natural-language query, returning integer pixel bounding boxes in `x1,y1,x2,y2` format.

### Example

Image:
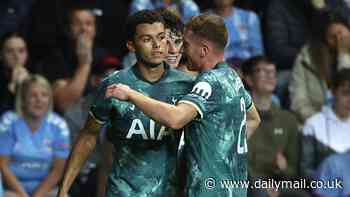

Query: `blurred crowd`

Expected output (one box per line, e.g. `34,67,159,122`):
0,0,350,197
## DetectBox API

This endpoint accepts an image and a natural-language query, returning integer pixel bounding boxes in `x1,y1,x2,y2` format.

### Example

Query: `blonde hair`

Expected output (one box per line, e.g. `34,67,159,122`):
15,74,53,117
185,13,228,50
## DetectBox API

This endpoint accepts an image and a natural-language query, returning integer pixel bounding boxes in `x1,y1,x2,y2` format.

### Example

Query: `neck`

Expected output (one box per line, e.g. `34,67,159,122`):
201,53,225,70
333,105,350,121
252,92,273,111
215,6,233,17
137,61,165,82
24,114,45,133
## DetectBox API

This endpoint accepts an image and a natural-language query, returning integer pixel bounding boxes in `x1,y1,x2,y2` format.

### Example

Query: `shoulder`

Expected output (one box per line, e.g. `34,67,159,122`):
196,69,218,82
234,7,258,18
293,45,316,71
167,68,195,82
99,68,130,87
180,0,199,9
47,113,70,136
303,111,325,135
276,107,298,121
0,111,19,133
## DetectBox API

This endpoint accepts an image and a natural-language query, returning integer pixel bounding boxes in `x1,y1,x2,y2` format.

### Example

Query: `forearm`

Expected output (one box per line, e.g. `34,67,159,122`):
1,165,27,195
54,64,91,111
128,90,183,129
59,132,97,193
34,160,65,195
96,141,113,197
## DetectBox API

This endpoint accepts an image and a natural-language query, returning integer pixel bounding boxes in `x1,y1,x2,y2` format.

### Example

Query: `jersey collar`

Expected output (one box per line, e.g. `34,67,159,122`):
131,62,170,84
214,61,229,69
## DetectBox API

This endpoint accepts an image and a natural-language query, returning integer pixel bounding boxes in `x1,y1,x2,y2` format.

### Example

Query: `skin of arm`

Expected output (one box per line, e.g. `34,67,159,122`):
57,115,102,197
96,141,114,197
0,156,29,197
53,64,91,112
106,84,198,130
53,35,93,112
32,158,66,197
246,104,261,139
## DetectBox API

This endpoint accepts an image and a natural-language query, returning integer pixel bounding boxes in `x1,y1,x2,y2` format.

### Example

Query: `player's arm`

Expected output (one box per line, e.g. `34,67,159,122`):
246,103,261,139
106,84,198,130
57,115,102,197
129,91,197,130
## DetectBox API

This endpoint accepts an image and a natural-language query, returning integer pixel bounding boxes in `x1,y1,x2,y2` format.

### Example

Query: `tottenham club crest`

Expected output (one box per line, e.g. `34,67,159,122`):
191,82,212,99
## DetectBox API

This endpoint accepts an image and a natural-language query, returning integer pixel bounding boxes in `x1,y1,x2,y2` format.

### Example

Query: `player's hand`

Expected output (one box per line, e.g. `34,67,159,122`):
76,33,93,66
105,83,132,101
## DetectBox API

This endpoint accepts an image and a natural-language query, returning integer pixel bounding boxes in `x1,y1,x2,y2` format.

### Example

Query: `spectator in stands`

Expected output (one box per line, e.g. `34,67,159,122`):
289,14,350,123
313,151,350,197
265,0,313,72
301,69,350,180
265,0,350,106
34,4,113,113
211,0,264,68
264,0,312,107
129,0,200,22
0,32,30,114
242,56,304,197
0,75,70,197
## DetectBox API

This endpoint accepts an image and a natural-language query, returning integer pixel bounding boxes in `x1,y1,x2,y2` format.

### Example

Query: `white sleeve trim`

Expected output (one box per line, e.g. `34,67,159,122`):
246,101,254,112
178,100,203,119
88,111,106,125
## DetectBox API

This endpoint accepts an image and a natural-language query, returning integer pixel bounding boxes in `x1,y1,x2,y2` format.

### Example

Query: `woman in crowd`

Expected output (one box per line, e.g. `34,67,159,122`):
0,75,70,197
289,13,350,123
0,32,30,114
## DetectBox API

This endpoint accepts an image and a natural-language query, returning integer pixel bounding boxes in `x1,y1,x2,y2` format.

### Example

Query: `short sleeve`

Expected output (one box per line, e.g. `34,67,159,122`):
52,116,71,158
242,88,253,111
89,77,116,124
0,112,17,156
178,73,216,119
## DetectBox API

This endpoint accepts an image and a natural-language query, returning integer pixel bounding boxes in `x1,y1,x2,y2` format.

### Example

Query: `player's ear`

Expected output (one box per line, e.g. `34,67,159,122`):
126,41,136,53
200,44,209,58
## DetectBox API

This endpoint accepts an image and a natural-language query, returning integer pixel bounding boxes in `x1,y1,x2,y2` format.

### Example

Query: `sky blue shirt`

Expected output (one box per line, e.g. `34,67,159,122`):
314,152,350,197
0,111,70,194
0,172,3,197
130,0,200,22
222,7,264,62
